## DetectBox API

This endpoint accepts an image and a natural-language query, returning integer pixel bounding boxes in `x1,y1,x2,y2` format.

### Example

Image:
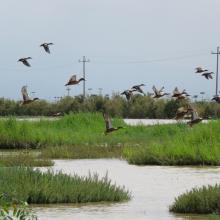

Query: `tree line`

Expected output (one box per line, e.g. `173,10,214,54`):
0,94,219,119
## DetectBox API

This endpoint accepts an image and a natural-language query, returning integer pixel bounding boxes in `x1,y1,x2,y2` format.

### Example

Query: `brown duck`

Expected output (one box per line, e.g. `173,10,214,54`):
131,84,145,94
40,42,54,54
152,86,169,98
195,67,208,73
212,96,220,103
65,75,85,86
18,57,32,67
21,86,39,105
172,87,190,99
103,112,123,135
187,108,202,127
175,106,193,120
121,89,135,101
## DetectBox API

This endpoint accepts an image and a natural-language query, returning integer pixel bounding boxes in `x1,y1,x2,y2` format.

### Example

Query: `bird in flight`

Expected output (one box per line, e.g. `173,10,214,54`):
21,86,39,105
40,42,54,54
152,86,169,99
121,89,135,101
65,75,85,86
212,95,220,104
195,67,208,73
172,87,190,100
201,72,214,80
18,57,32,67
103,112,123,135
187,108,202,127
131,84,145,95
175,106,193,120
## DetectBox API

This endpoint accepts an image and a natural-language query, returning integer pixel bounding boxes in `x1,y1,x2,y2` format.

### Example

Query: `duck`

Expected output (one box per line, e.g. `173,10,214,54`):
187,108,202,127
175,106,193,120
21,86,39,105
40,42,54,54
152,86,169,98
18,57,32,67
212,96,220,104
121,89,135,101
201,72,214,80
195,67,208,73
103,112,123,135
131,84,145,94
65,75,85,86
172,87,189,99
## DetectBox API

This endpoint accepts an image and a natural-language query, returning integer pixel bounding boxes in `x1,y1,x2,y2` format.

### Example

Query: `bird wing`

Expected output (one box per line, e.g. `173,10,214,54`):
191,110,199,120
43,45,50,53
152,86,159,95
173,87,180,95
177,107,185,113
23,59,31,67
21,86,30,101
159,86,164,93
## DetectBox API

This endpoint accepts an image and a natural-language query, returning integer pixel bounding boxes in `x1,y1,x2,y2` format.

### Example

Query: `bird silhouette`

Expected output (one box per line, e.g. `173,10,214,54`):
40,43,54,54
18,57,32,67
121,89,135,101
201,72,214,80
65,75,85,86
152,86,169,98
103,112,123,135
195,67,208,73
21,86,39,105
172,87,189,99
131,84,145,94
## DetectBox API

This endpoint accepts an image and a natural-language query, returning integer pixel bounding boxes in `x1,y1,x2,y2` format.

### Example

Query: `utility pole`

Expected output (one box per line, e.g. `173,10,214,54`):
66,87,71,96
79,56,90,98
212,47,220,96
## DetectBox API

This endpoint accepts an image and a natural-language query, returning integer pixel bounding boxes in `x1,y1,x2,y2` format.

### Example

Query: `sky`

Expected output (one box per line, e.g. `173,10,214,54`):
1,0,220,101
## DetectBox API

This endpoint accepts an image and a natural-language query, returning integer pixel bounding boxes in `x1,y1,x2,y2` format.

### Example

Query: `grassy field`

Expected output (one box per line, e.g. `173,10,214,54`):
170,184,220,214
1,113,220,165
0,167,130,204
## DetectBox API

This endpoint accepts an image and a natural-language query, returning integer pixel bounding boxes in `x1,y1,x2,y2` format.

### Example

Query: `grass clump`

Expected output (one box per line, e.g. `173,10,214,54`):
123,121,220,166
170,184,220,214
0,167,130,204
0,153,54,167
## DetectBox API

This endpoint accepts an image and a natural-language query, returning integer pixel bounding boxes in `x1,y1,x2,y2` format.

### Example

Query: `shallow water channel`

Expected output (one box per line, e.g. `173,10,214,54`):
35,159,220,220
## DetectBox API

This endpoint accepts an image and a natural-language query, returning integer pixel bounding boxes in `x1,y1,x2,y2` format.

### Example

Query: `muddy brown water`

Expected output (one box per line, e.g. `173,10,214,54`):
33,159,220,220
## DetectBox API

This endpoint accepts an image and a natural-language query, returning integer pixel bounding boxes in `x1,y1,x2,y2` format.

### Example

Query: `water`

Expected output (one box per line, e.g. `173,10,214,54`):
35,159,220,220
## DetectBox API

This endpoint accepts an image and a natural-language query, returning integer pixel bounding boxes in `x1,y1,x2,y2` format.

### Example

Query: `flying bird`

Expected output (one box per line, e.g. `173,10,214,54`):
175,106,193,120
21,86,39,105
201,72,214,80
18,57,32,67
121,89,135,101
187,108,202,127
131,84,145,94
195,67,208,73
103,112,123,135
212,95,220,104
40,42,54,54
152,86,169,98
172,87,189,99
65,75,85,86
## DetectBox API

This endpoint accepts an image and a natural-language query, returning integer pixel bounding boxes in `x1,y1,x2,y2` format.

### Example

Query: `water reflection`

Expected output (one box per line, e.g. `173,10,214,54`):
35,159,220,220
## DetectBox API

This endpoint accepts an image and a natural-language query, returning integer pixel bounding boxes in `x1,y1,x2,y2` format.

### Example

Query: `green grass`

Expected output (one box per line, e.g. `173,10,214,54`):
0,167,130,204
170,185,220,214
1,113,220,165
123,121,220,165
0,153,54,167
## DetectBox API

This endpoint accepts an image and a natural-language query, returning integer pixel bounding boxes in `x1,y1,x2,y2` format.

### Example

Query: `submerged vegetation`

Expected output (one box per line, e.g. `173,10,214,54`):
1,112,220,165
0,167,130,204
170,185,220,214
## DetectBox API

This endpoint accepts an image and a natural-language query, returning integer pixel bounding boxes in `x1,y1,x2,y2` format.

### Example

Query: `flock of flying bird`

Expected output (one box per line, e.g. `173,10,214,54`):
17,43,219,134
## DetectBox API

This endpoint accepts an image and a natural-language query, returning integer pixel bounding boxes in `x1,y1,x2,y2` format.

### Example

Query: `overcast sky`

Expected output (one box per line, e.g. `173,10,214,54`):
1,0,220,100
